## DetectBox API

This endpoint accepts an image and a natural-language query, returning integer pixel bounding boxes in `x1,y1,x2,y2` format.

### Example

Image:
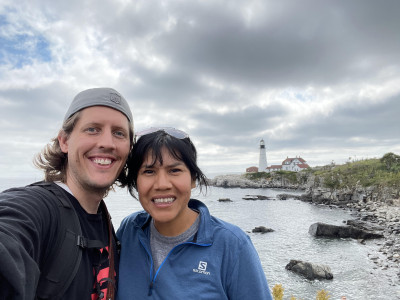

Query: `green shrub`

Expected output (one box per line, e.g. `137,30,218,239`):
315,153,400,189
275,170,298,184
244,172,271,180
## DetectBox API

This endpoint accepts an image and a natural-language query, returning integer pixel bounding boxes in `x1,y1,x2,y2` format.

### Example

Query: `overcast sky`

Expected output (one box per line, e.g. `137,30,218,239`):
1,0,400,180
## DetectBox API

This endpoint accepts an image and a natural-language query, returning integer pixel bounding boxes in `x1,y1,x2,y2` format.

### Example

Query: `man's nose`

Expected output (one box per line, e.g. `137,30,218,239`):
98,130,116,150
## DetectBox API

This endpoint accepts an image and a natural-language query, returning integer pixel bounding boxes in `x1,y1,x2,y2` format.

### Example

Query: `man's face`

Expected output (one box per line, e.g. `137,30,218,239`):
59,106,131,195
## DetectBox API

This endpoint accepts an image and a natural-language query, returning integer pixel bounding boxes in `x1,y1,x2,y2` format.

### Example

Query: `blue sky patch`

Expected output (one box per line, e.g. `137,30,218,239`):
0,15,52,68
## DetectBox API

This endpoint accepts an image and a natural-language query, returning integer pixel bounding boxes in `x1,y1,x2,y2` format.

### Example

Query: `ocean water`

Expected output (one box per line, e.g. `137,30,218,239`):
1,179,399,299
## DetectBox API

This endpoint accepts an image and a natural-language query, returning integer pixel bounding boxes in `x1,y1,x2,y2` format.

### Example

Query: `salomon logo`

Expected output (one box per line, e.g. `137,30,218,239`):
193,261,210,275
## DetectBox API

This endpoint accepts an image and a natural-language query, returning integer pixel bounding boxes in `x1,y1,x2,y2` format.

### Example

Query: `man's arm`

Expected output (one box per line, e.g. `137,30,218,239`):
0,187,57,299
0,231,40,299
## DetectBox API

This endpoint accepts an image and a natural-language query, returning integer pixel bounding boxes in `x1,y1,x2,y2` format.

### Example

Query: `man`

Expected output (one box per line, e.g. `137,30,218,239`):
0,88,133,299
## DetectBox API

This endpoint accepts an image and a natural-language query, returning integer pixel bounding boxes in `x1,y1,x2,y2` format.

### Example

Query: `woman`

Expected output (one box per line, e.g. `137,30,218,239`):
117,127,272,299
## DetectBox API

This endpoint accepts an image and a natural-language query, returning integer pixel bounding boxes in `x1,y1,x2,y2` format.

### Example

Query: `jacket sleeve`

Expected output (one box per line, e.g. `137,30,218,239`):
227,235,273,300
0,187,58,300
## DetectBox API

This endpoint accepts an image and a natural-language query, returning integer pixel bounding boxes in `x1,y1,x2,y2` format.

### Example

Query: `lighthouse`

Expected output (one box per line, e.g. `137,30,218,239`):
258,139,267,172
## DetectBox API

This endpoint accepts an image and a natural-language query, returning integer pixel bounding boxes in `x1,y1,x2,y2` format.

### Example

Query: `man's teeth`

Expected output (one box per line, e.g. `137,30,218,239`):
93,158,112,165
153,198,175,204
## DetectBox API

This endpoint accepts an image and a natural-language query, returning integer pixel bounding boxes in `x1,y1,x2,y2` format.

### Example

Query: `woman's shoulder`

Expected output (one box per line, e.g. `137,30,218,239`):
118,210,149,233
209,215,250,242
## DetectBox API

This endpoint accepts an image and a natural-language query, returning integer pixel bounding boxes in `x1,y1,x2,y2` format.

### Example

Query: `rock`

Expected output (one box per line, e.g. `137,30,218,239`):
252,226,274,234
254,195,271,200
243,195,259,200
276,193,301,200
209,175,265,188
309,222,384,239
346,219,385,232
299,193,313,202
218,198,232,202
285,259,333,280
242,195,272,200
209,174,302,189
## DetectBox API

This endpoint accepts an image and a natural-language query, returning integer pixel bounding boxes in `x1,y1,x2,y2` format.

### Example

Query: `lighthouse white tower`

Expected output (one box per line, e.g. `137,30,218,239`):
258,139,267,172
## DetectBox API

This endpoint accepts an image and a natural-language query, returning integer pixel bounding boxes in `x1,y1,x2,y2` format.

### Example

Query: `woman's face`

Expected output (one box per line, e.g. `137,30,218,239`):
136,147,196,236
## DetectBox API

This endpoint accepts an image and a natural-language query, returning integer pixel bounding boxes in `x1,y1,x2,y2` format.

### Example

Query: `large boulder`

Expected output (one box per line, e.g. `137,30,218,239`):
285,259,333,280
309,222,384,239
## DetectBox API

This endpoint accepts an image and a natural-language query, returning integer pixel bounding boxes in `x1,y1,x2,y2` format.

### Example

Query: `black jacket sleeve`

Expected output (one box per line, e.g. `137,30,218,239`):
0,186,59,300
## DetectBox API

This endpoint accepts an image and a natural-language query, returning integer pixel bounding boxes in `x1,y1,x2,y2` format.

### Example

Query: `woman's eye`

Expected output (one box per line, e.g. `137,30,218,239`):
170,168,182,173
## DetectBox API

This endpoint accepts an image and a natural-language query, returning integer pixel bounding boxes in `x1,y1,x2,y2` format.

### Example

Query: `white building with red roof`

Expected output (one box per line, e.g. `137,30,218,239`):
281,156,309,172
246,166,259,173
255,156,309,173
265,165,282,172
245,139,310,173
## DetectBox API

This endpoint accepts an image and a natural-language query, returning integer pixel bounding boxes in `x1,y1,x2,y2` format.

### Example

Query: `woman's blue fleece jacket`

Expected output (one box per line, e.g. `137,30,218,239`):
117,199,273,300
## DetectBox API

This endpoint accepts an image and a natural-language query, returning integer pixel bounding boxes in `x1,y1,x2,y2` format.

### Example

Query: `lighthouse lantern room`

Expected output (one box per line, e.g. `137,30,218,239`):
258,139,267,172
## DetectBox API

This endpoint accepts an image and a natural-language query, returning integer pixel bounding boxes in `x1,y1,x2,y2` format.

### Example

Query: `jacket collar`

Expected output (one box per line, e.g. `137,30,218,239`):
188,199,212,244
133,199,213,245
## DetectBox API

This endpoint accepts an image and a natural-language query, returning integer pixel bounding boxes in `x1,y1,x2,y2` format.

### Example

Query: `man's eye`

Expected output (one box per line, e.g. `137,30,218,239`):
170,168,182,173
114,131,126,138
86,127,98,133
143,169,154,175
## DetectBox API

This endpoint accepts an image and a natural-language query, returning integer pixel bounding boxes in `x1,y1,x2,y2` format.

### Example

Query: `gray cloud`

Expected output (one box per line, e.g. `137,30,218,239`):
1,0,400,178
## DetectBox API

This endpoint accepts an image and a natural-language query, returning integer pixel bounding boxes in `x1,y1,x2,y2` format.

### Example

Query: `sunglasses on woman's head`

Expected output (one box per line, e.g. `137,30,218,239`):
134,127,189,142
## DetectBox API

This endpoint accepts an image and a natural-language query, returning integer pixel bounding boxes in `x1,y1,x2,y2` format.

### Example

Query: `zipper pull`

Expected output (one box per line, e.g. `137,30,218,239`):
148,281,153,296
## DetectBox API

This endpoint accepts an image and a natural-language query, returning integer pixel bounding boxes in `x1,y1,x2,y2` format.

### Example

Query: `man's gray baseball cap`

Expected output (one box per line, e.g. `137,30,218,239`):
64,87,133,123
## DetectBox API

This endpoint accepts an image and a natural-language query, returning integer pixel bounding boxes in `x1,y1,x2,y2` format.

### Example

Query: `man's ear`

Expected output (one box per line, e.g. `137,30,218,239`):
58,131,69,154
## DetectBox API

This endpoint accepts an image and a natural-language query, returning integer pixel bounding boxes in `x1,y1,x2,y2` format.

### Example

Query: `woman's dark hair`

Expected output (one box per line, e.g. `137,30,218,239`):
124,130,208,197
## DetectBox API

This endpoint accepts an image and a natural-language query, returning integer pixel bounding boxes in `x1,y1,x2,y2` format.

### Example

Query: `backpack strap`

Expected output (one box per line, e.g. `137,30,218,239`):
31,182,106,299
99,201,117,300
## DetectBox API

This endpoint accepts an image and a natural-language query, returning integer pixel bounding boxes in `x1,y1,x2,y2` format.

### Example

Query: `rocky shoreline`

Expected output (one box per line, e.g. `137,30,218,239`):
209,174,400,284
335,198,400,285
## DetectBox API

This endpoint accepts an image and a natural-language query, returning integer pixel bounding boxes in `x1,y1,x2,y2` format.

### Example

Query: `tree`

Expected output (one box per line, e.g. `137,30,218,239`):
380,152,400,172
